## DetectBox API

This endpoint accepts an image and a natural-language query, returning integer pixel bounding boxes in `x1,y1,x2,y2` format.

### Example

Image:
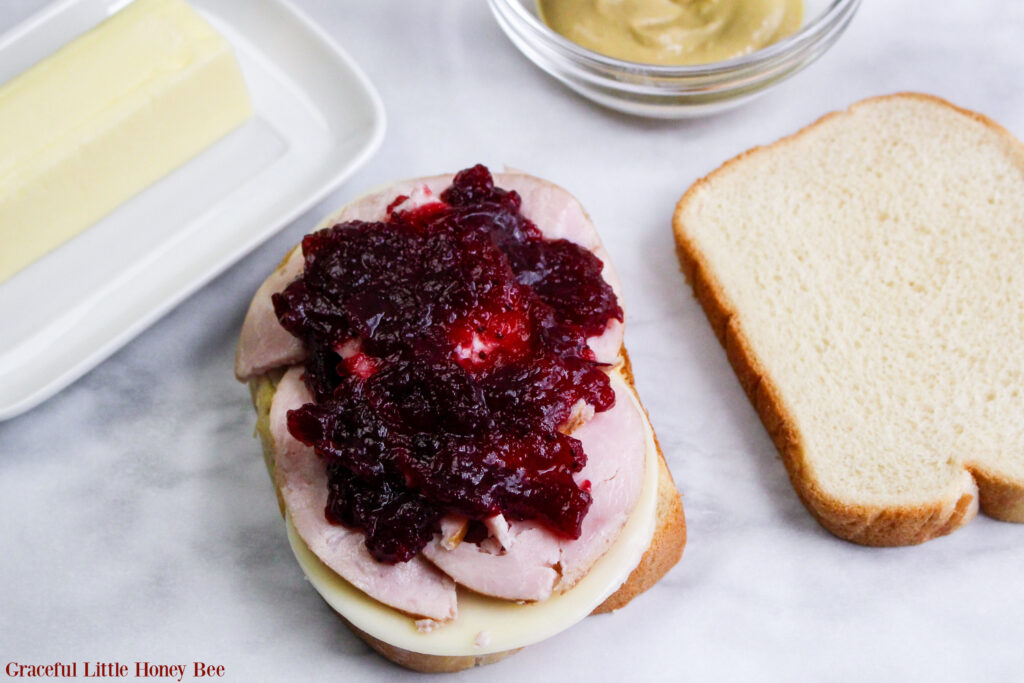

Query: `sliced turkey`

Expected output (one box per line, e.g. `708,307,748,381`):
234,248,306,380
233,173,624,379
420,372,646,601
247,172,639,611
269,367,457,621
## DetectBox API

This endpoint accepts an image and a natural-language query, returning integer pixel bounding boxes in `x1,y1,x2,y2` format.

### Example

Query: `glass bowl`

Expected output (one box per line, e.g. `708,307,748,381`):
487,0,861,118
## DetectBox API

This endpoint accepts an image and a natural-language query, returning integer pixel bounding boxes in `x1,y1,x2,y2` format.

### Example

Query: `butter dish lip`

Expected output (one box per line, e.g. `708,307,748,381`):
0,0,386,421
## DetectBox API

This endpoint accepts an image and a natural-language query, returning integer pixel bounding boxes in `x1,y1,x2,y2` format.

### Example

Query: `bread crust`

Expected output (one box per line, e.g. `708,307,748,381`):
594,351,685,613
247,346,684,672
672,92,1024,546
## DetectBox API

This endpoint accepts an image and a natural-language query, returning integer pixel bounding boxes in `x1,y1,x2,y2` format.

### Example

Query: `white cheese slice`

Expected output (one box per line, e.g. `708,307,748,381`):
285,369,660,657
0,0,252,284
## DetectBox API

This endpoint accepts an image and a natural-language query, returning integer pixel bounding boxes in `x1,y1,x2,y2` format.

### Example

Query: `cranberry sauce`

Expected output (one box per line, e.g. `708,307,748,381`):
273,165,623,563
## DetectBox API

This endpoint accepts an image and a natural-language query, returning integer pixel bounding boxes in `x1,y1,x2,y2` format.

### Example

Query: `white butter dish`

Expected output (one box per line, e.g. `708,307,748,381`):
0,0,385,420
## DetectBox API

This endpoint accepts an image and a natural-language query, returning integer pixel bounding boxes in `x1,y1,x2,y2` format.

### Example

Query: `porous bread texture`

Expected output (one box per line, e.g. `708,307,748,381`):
248,348,685,672
674,93,1024,545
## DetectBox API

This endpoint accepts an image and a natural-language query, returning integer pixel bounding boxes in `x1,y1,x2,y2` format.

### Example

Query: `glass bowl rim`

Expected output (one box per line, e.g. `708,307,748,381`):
491,0,859,77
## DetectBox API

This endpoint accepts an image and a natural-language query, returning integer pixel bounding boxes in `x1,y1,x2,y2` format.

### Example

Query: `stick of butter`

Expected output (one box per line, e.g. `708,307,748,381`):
0,0,253,285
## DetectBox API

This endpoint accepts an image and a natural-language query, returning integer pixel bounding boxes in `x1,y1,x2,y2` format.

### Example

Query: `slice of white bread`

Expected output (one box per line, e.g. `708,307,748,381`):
673,93,1024,546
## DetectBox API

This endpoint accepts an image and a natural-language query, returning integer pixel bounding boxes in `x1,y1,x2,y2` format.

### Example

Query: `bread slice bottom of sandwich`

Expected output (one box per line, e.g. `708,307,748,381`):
238,170,686,671
674,93,1024,546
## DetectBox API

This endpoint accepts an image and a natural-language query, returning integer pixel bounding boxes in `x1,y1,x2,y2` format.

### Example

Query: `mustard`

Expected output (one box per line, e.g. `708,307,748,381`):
538,0,803,66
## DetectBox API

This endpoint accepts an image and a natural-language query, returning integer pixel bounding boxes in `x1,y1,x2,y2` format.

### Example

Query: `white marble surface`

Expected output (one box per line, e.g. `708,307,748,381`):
2,1,1024,680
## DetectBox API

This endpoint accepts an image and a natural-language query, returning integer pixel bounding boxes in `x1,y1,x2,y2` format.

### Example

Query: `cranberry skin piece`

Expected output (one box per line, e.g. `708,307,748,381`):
277,165,621,563
506,238,623,336
326,465,441,564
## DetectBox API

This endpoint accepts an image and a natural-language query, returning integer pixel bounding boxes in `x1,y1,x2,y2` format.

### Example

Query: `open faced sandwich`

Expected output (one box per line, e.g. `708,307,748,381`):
236,165,685,672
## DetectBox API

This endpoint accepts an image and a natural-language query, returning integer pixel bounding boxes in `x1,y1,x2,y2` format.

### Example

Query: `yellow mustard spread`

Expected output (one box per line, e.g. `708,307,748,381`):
538,0,803,66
